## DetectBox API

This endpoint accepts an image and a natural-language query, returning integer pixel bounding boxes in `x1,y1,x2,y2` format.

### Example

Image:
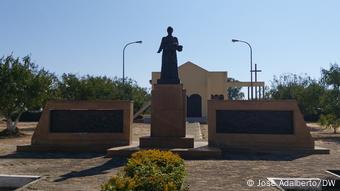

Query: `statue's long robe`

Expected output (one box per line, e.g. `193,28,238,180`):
158,35,180,84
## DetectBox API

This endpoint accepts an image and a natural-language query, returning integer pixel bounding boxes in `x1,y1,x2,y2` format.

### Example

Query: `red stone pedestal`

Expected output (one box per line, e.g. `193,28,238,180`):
140,84,194,148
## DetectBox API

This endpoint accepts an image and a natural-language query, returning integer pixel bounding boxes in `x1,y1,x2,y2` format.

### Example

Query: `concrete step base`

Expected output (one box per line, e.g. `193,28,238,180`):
106,141,222,159
139,136,194,149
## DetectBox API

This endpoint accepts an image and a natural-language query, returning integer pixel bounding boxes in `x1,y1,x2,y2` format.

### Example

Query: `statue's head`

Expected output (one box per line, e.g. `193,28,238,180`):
167,26,173,35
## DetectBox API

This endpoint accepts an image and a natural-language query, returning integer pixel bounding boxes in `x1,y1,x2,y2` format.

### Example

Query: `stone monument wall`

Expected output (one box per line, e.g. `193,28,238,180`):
17,100,133,152
208,100,314,151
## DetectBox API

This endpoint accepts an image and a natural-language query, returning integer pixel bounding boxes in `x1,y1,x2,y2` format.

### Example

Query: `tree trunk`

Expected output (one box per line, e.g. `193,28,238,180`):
5,113,22,134
333,126,337,134
6,117,17,134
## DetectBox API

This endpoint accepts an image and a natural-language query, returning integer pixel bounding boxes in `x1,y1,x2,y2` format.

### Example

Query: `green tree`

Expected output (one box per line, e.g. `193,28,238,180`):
321,63,340,91
0,55,57,134
57,74,116,100
56,74,83,100
227,78,245,100
112,78,150,112
268,73,325,120
321,63,340,115
319,114,340,134
319,63,340,132
57,74,150,113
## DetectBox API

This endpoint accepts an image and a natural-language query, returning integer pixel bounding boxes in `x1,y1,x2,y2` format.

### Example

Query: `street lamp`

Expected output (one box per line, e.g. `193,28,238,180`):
123,40,142,84
232,39,253,99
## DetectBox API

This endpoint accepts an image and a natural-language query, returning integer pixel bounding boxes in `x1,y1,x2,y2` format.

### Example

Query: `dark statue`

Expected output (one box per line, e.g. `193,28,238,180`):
157,26,183,84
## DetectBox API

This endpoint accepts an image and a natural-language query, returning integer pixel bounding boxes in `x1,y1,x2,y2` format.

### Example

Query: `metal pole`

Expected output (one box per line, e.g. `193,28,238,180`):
251,63,262,100
239,41,253,99
259,86,261,99
123,45,126,84
122,41,142,84
248,86,250,100
232,39,253,99
263,86,265,99
250,44,253,99
255,64,257,99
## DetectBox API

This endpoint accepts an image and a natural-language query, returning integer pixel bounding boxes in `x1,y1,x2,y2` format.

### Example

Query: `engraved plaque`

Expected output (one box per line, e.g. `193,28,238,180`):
216,110,294,134
50,110,123,133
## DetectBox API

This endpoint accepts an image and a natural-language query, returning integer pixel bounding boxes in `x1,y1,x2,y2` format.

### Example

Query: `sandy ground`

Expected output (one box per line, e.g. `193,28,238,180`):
0,122,340,191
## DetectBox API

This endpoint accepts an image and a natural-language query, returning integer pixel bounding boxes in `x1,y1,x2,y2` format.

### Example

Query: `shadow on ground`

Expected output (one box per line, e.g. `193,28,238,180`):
0,131,29,139
314,135,340,144
20,127,36,132
54,158,126,182
0,152,106,159
220,151,311,161
315,137,340,144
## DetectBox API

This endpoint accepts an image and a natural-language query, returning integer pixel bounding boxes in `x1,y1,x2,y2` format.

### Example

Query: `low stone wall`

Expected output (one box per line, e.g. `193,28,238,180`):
17,100,133,152
208,100,315,151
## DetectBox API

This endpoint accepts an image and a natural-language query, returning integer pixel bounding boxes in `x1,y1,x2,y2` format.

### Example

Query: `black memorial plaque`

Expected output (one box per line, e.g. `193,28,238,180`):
216,110,294,134
50,110,124,133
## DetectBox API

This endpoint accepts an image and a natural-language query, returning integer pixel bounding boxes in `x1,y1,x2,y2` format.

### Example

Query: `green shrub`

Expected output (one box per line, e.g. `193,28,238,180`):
101,150,186,191
320,114,340,134
101,173,136,191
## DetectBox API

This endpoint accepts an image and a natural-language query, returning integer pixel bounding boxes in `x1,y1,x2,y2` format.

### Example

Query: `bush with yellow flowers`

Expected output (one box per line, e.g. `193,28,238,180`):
101,150,187,191
101,173,136,191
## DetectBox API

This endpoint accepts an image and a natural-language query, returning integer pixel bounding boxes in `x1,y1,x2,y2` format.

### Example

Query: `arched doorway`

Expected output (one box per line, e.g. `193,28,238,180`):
187,94,202,117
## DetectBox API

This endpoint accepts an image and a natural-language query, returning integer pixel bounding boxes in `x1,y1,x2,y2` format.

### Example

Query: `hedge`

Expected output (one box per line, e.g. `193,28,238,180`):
101,150,187,191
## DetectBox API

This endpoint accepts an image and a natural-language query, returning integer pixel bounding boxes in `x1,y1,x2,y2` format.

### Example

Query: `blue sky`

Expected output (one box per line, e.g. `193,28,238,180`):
1,0,339,89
